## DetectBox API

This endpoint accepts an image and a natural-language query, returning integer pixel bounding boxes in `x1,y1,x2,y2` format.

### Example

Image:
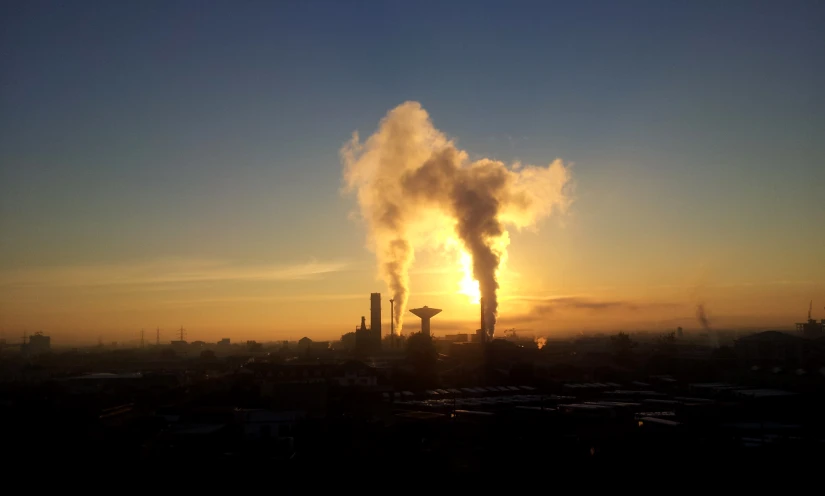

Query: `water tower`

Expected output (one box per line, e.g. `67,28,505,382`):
409,306,442,336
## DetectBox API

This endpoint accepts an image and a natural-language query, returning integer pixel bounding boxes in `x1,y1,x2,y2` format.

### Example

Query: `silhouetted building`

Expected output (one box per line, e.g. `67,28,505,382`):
218,338,231,346
796,318,824,338
355,315,370,353
354,293,384,354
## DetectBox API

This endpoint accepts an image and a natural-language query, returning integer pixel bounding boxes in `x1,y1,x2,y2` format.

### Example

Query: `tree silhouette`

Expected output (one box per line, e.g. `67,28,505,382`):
611,332,636,360
340,332,356,351
406,332,437,364
656,332,677,354
406,332,437,384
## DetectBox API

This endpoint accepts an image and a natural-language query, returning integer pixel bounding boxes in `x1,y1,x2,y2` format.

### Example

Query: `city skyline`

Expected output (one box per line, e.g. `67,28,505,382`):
2,1,823,343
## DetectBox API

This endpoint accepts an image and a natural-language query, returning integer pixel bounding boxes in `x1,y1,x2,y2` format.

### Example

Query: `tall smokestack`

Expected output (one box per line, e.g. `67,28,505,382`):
370,293,382,351
480,297,485,338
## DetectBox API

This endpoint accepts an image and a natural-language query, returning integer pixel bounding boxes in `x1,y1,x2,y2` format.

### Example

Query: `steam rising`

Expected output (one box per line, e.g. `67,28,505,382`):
696,303,719,348
342,102,571,337
696,304,710,330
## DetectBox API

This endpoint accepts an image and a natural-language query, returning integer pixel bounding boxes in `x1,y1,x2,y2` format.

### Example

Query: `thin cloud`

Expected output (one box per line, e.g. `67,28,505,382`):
507,296,680,321
530,297,637,317
0,258,351,288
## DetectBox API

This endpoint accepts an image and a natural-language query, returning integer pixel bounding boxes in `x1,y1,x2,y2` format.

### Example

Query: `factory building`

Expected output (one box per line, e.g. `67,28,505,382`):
355,293,384,354
795,302,824,339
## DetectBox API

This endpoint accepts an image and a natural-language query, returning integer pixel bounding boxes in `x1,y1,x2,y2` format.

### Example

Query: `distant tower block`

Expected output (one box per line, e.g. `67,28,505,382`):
409,306,442,336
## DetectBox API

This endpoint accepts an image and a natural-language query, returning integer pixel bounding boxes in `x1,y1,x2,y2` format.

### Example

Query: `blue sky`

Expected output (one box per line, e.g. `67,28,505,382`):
1,1,823,340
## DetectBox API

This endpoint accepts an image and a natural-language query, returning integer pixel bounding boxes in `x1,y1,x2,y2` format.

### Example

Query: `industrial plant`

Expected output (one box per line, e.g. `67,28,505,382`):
350,292,492,354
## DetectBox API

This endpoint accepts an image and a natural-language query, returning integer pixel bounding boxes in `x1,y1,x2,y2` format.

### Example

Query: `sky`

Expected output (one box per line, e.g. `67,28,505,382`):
1,0,823,345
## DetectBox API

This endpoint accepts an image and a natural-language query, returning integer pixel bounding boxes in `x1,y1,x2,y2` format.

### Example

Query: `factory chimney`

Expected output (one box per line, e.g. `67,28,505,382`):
479,297,486,343
370,293,382,350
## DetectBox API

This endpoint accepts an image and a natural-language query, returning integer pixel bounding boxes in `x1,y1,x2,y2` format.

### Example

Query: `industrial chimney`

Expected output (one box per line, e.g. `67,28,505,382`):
479,297,486,343
370,293,382,350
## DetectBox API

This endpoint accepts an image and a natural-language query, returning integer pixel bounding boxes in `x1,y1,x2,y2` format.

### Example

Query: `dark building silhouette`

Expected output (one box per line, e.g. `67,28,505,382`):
796,318,824,338
355,315,370,353
796,302,824,338
355,293,384,354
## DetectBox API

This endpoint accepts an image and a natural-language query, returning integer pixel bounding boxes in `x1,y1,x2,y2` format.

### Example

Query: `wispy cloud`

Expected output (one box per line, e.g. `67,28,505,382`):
506,296,680,322
529,297,640,316
0,258,351,288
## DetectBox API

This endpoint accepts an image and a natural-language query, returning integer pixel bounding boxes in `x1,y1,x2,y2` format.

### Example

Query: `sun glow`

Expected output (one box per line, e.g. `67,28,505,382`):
445,233,511,306
457,250,481,304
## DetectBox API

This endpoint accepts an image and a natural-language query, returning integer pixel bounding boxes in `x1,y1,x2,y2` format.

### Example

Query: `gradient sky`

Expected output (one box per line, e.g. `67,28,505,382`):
2,0,823,345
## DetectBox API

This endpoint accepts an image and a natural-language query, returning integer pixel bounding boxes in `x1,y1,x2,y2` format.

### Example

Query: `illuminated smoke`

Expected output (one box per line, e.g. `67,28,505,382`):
342,102,571,336
535,336,547,350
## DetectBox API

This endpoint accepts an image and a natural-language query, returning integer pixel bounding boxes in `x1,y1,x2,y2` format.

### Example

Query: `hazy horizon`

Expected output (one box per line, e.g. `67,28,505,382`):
2,1,823,343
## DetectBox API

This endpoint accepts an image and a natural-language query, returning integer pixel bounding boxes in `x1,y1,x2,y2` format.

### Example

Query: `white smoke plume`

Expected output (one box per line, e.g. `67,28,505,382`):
342,102,571,337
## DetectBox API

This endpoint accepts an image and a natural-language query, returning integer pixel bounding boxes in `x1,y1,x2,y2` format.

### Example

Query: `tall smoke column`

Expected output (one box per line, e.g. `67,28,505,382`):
343,102,572,338
696,304,710,330
696,303,718,348
342,104,441,333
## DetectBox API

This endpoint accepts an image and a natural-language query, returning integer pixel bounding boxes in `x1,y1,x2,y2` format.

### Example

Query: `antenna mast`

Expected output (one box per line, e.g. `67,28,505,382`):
809,300,813,321
156,326,160,346
179,325,186,342
140,328,145,349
